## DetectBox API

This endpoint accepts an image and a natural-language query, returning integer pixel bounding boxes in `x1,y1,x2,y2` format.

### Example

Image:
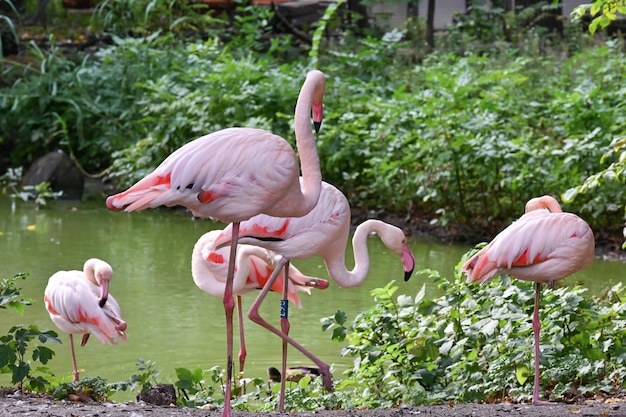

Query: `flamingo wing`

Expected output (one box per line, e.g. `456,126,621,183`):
216,181,351,260
106,128,300,223
462,210,594,284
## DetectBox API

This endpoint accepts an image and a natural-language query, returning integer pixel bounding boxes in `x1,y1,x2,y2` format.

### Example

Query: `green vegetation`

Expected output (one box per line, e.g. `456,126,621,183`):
0,273,60,392
321,266,626,405
0,167,63,209
1,1,625,242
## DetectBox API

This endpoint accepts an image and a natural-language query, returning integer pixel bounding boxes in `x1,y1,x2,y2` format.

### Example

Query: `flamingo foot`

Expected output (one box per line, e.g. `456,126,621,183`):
113,317,127,331
532,396,556,406
318,364,334,392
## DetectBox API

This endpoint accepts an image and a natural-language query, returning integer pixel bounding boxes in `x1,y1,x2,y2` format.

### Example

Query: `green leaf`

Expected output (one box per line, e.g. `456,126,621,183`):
174,367,194,390
331,327,347,342
516,364,530,385
334,310,348,326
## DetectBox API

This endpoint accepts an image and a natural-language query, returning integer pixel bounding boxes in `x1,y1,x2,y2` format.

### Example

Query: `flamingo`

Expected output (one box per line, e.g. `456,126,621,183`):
191,230,329,378
105,70,326,416
211,180,416,409
460,195,595,405
44,258,127,382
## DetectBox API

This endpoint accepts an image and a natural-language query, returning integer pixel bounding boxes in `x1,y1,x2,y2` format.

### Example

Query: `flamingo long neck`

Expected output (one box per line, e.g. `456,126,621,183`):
323,220,382,289
293,70,324,214
525,195,562,213
83,258,100,286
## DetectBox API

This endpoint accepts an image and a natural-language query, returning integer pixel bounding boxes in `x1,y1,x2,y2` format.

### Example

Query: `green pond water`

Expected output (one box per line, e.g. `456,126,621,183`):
0,195,623,400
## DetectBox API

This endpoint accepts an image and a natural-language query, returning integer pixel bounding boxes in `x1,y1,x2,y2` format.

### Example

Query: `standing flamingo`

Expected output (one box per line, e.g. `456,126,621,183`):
460,195,595,405
105,70,326,417
212,180,416,408
192,230,329,378
44,258,127,382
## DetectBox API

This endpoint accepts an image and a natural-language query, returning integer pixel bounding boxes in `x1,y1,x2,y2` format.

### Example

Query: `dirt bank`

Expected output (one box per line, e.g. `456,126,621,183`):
0,392,624,417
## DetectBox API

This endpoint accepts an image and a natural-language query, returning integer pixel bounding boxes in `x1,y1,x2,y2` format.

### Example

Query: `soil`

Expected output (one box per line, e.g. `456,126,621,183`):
0,391,625,417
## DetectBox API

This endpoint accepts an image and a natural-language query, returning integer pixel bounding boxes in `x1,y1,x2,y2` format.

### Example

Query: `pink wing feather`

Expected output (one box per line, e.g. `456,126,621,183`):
462,209,594,285
44,271,126,345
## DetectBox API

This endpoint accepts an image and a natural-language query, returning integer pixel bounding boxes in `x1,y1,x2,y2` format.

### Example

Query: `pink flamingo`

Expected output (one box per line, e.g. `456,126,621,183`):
460,195,595,405
44,258,127,382
212,180,416,409
105,70,326,417
191,230,329,378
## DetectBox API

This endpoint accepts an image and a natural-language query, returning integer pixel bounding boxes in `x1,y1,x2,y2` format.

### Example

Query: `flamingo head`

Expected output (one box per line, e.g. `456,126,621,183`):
94,261,113,307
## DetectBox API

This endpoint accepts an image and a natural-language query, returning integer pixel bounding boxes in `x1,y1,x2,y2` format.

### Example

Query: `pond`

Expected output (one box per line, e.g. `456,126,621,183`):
0,195,623,400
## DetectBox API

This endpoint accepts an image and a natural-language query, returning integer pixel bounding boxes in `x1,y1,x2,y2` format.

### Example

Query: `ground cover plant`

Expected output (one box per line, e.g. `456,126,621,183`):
321,263,626,406
0,273,60,393
1,12,625,242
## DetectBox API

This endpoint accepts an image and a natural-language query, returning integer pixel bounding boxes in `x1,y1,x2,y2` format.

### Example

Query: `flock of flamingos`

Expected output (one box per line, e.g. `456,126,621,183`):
41,70,596,414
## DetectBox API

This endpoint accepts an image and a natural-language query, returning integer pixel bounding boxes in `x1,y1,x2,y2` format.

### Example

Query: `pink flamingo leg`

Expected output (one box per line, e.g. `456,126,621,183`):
248,257,333,394
222,222,240,417
278,261,290,411
69,334,80,382
532,282,553,405
237,295,247,394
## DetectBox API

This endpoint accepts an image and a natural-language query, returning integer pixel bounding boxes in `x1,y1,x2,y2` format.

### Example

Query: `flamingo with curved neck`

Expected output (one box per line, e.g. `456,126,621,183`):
105,70,326,417
44,258,127,382
212,180,416,408
192,230,328,377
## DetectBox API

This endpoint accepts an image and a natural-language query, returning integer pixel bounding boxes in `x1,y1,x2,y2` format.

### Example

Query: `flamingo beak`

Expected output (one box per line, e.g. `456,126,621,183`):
312,102,323,134
99,280,109,308
402,242,416,282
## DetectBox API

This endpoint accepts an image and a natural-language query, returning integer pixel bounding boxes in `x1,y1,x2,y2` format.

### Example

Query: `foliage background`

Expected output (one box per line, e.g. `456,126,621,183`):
1,0,625,244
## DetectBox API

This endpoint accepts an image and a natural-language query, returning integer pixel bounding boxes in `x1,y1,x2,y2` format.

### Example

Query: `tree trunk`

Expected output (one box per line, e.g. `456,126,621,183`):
426,0,435,49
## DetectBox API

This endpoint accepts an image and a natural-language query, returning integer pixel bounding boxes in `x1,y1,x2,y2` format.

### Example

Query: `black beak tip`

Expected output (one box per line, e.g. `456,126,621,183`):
404,269,414,282
99,297,107,308
313,121,322,134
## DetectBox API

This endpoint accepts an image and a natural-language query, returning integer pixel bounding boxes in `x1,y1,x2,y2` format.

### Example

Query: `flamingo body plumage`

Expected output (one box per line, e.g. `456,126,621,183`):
192,230,329,306
461,195,594,404
44,258,127,382
105,128,319,222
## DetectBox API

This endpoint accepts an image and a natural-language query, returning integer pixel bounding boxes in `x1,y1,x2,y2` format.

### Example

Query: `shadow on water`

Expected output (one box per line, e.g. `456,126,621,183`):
0,196,623,399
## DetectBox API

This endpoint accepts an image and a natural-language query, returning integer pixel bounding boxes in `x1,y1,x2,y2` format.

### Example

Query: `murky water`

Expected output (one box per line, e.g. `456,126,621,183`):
0,196,623,399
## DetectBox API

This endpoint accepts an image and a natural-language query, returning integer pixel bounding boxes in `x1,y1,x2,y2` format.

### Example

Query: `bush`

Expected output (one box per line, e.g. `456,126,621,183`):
322,261,626,405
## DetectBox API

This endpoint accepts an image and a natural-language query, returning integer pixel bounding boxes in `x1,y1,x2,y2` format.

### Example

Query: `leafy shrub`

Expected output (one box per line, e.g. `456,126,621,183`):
2,15,626,240
109,358,161,395
318,42,626,238
50,376,112,401
322,262,626,405
0,273,60,392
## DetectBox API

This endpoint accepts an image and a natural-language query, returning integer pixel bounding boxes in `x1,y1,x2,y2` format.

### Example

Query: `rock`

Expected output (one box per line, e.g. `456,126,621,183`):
22,150,84,200
136,384,177,406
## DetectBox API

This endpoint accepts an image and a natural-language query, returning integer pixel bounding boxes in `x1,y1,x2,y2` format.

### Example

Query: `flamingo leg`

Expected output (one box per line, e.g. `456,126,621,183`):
237,295,246,395
248,257,333,395
532,282,553,405
278,261,290,412
69,334,79,382
222,222,240,417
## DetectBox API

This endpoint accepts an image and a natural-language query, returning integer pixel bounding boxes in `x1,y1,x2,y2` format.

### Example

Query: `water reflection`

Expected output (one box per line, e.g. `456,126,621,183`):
0,196,623,400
